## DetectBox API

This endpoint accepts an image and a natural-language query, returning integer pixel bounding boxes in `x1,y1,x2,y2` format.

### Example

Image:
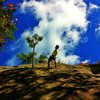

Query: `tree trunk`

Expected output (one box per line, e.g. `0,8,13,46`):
32,47,35,69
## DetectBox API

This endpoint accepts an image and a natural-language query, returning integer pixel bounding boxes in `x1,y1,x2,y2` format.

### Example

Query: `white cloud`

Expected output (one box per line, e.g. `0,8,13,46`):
6,56,20,66
10,30,31,52
20,0,89,64
95,24,100,38
88,3,100,14
81,59,90,64
21,0,88,29
60,54,80,65
5,30,32,66
7,0,90,65
89,3,99,10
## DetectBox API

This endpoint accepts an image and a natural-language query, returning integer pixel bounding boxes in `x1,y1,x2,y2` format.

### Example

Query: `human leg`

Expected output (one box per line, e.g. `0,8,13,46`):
48,56,52,68
48,60,50,68
53,58,57,68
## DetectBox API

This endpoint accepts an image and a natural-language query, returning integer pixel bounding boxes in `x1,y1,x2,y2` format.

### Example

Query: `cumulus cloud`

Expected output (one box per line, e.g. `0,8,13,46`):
7,0,91,65
59,54,80,65
19,0,89,64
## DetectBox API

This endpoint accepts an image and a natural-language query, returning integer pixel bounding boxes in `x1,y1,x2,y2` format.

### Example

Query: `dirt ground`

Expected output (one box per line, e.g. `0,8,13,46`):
0,63,100,100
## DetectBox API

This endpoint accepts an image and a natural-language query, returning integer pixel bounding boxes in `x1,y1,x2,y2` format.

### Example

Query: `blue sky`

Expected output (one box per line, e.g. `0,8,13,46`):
0,0,100,66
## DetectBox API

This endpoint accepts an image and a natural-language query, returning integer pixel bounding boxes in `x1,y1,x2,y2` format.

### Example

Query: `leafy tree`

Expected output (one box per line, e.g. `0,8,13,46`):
39,54,48,63
17,52,37,64
17,53,28,64
26,34,43,68
0,0,17,50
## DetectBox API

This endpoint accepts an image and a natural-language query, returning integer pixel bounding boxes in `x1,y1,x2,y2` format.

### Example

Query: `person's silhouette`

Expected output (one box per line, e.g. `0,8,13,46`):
48,45,59,69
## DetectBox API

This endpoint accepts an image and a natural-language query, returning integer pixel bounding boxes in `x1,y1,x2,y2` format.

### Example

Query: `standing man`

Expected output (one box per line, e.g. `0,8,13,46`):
48,45,59,69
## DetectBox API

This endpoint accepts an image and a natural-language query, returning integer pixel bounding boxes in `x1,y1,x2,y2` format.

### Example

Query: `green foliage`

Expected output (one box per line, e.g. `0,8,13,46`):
17,53,28,64
0,0,17,49
17,52,48,64
17,52,37,64
26,34,43,68
39,54,48,63
26,34,43,48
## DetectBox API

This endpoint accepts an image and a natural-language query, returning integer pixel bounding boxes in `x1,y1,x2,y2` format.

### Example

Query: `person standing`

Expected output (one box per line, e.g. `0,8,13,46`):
48,45,59,69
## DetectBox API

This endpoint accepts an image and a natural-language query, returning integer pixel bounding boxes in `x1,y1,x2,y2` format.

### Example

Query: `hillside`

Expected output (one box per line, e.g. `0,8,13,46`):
0,63,100,100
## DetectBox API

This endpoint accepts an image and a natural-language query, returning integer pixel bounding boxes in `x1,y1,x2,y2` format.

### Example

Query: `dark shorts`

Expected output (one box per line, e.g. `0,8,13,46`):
48,56,56,62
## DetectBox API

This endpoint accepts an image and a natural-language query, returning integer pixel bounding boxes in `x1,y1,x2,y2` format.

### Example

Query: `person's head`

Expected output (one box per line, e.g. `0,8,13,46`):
55,45,59,50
